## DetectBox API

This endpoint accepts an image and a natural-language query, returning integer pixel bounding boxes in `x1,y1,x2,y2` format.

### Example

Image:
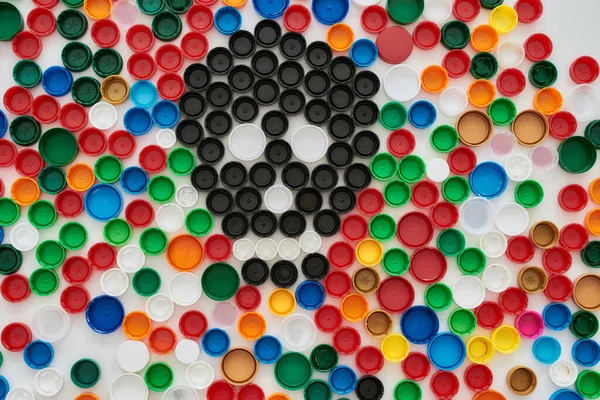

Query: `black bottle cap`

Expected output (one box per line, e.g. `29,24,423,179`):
327,114,355,141
176,119,203,147
328,84,355,112
205,110,233,137
279,89,305,116
228,65,255,93
184,63,211,91
270,260,298,288
261,110,288,138
206,188,234,215
279,32,306,60
352,130,380,158
254,19,282,48
221,212,249,239
295,187,323,214
279,210,306,238
304,69,330,97
251,50,279,77
206,47,234,75
329,56,356,84
329,186,356,214
251,210,278,237
327,141,354,168
352,100,379,126
265,139,292,165
179,92,206,119
249,162,277,189
277,61,304,88
235,187,262,214
220,161,248,189
313,209,340,237
191,165,218,191
311,164,338,191
197,137,224,164
301,253,329,280
242,258,269,286
306,41,333,69
344,163,372,191
231,96,259,123
282,162,309,189
228,30,256,59
304,99,331,126
353,71,380,99
356,376,384,400
206,82,233,109
253,78,280,106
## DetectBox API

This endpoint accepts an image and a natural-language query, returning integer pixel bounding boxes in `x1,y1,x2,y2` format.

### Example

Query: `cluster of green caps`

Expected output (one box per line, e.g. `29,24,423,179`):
62,42,123,78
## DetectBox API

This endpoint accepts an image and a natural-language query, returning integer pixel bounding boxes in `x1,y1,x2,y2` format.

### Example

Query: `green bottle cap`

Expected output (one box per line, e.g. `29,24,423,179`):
584,120,600,149
72,76,101,107
0,244,23,276
442,176,470,204
386,0,424,25
38,166,67,195
148,175,176,204
570,310,599,339
0,350,3,367
480,0,503,8
581,241,600,268
304,380,331,400
430,125,459,153
39,128,78,167
369,213,396,242
441,20,470,50
310,344,338,372
470,52,498,79
132,268,162,296
0,198,20,226
139,227,168,255
103,218,132,247
9,115,41,146
436,228,465,256
70,358,101,389
379,102,407,130
576,370,600,400
383,180,411,207
92,48,123,78
13,60,42,88
448,308,476,336
28,200,58,229
138,0,165,15
185,208,214,236
166,0,192,13
30,268,59,296
167,147,196,176
275,352,312,390
36,240,66,269
62,0,84,7
488,98,516,126
59,221,88,251
152,11,182,42
201,263,240,301
394,380,422,400
94,155,123,184
382,248,410,276
515,180,543,208
528,60,558,88
0,2,23,41
397,154,425,183
424,283,453,312
370,153,398,181
558,136,597,174
144,362,173,392
57,9,88,40
457,247,486,275
61,42,92,72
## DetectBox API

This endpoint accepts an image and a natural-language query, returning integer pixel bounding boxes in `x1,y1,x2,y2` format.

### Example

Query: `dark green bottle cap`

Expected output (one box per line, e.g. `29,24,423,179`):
145,362,173,392
436,228,465,256
584,120,600,149
379,102,407,130
132,268,162,296
92,48,123,78
558,136,597,174
570,310,599,339
71,76,101,106
470,52,498,79
0,2,23,42
94,155,123,184
104,218,132,246
430,125,458,153
0,244,23,275
394,380,422,400
382,248,409,276
39,128,79,167
29,268,59,296
310,344,338,372
61,0,84,8
304,380,332,400
57,9,88,40
167,147,196,176
424,283,452,312
139,227,168,256
138,0,165,15
61,42,92,72
36,240,66,269
166,0,192,13
441,20,470,50
201,263,239,301
71,358,101,389
457,247,486,275
276,352,312,390
488,98,516,126
397,154,425,183
148,175,176,203
0,198,20,226
9,115,41,146
529,60,558,88
38,166,66,195
581,241,600,268
185,208,214,236
369,213,396,242
152,11,182,42
386,0,424,25
13,60,42,88
28,200,58,229
442,176,470,204
515,180,543,208
448,308,476,336
480,0,503,9
59,221,88,251
383,180,411,207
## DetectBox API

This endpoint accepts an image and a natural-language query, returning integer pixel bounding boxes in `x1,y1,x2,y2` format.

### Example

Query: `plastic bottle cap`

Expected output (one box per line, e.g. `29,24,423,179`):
360,5,388,34
573,274,600,311
33,368,63,397
396,211,433,248
534,87,564,116
425,283,453,311
425,158,450,183
451,276,486,309
121,310,152,341
277,238,299,261
168,272,202,307
111,373,148,400
31,304,69,343
427,333,466,370
183,361,215,390
507,366,537,396
145,293,174,322
550,360,578,387
201,263,239,301
401,352,430,382
376,277,414,315
289,125,329,163
299,230,321,253
1,322,31,352
280,314,317,352
383,65,420,102
87,101,117,131
173,339,200,365
312,0,349,24
214,6,241,35
264,185,293,215
494,202,527,236
226,123,265,162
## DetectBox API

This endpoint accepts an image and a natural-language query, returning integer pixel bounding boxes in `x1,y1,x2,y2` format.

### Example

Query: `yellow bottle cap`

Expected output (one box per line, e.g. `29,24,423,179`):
327,23,354,52
491,325,521,354
466,335,495,364
11,177,40,206
533,87,563,115
122,310,152,340
340,293,369,322
468,79,496,107
471,25,498,52
268,288,296,316
101,75,130,105
381,333,410,362
585,208,600,236
84,0,113,20
237,312,266,340
489,5,518,33
355,238,383,266
223,0,247,7
67,163,96,191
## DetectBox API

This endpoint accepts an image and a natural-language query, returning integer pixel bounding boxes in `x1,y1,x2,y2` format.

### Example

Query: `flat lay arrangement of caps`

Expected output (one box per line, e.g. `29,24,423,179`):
0,0,599,399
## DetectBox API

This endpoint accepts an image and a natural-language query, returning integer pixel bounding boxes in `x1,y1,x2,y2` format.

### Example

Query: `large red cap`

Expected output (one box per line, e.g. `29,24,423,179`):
125,199,154,228
91,19,120,48
204,234,233,262
139,144,167,174
157,73,185,101
448,146,477,175
559,223,589,251
506,235,535,264
387,128,415,157
62,256,93,284
332,326,361,355
79,127,107,156
544,274,573,302
126,24,155,52
401,352,430,381
327,241,355,269
60,102,88,132
55,189,84,218
127,52,157,81
515,0,543,23
409,247,446,284
15,149,44,177
355,346,384,375
442,49,470,78
453,0,480,22
186,4,214,32
1,274,31,303
155,44,184,73
108,130,136,159
12,31,42,60
179,310,208,339
396,211,433,248
496,68,526,97
87,242,116,270
181,31,209,60
235,285,261,312
149,326,177,354
32,95,60,124
376,276,414,314
411,180,439,208
0,139,17,167
4,86,33,115
412,21,440,50
1,322,32,351
207,381,235,400
238,383,265,400
341,214,368,241
324,270,352,298
464,364,493,392
430,201,458,229
377,26,413,64
27,8,56,37
542,247,572,274
524,33,553,62
558,184,588,212
431,370,459,400
60,284,90,314
499,287,528,315
284,4,311,33
361,5,388,34
475,301,504,330
315,304,343,333
357,188,384,216
549,111,577,140
33,0,59,7
570,56,600,84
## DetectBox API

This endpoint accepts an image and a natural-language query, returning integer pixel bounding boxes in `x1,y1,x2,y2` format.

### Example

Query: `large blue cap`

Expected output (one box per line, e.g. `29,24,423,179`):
130,81,158,109
84,184,123,222
312,0,349,25
350,39,378,68
24,340,54,370
152,100,180,129
550,389,584,400
0,110,7,138
120,166,149,195
572,339,600,367
254,335,282,364
328,365,357,395
124,107,153,136
427,332,466,371
42,66,73,97
202,328,230,357
469,161,508,198
543,302,572,331
214,7,242,35
253,0,289,18
295,280,325,310
408,100,437,129
401,305,439,344
85,295,125,334
532,336,561,364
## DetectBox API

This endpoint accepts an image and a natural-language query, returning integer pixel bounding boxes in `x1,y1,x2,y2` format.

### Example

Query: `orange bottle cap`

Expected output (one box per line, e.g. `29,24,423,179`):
84,0,113,20
75,393,100,400
67,163,96,191
11,177,40,206
267,394,291,400
167,234,204,271
421,65,449,93
471,25,498,52
468,79,496,107
237,311,267,340
340,293,369,322
585,208,600,236
533,87,563,115
589,178,600,204
327,23,354,52
122,310,152,340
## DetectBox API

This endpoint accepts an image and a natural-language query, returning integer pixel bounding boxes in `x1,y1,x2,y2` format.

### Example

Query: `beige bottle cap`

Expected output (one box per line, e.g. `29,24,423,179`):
517,266,548,294
352,266,380,295
456,110,493,146
507,366,537,396
529,220,559,249
511,109,549,146
220,348,258,386
364,309,393,338
573,274,600,311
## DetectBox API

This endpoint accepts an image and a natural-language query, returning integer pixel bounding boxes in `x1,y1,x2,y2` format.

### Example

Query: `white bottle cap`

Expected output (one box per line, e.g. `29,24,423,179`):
117,245,146,273
278,238,301,261
280,314,317,352
452,276,486,309
496,203,529,236
175,185,198,208
145,293,175,322
9,223,39,252
111,0,140,26
233,238,255,261
423,0,452,23
186,361,215,390
459,197,496,235
89,101,118,130
6,388,35,400
211,302,239,328
505,153,533,182
384,65,421,103
489,132,516,158
549,359,578,387
351,0,379,6
256,238,278,261
529,144,558,171
117,340,150,373
291,125,328,163
156,203,185,232
264,185,293,214
568,84,598,121
162,386,200,400
32,304,70,343
228,123,266,161
157,128,177,149
175,339,201,364
169,273,202,307
482,264,511,293
426,158,450,183
299,230,322,253
111,373,149,400
496,41,525,69
479,230,507,258
439,87,468,117
34,368,63,397
101,268,130,296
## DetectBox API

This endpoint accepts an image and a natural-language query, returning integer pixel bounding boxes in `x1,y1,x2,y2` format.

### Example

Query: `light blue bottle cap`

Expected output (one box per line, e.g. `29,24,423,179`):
312,0,349,25
42,66,73,97
120,166,149,195
408,100,437,129
328,365,357,395
295,280,325,310
84,184,123,222
254,335,282,364
253,0,289,18
0,110,7,138
85,295,125,334
0,376,8,400
532,336,561,364
401,306,439,344
124,107,153,136
24,340,54,370
550,389,584,400
350,39,377,68
572,339,600,367
469,161,508,198
151,100,180,129
130,81,158,108
543,302,572,331
202,328,230,357
427,332,466,371
214,7,242,35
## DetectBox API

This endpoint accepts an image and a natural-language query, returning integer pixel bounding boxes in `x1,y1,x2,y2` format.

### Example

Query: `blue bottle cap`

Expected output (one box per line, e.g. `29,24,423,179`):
124,107,153,136
427,332,466,371
120,166,149,195
532,336,561,364
350,39,378,68
24,340,54,370
85,295,125,334
84,184,123,222
408,100,437,129
328,365,357,395
41,66,73,97
400,305,440,344
214,7,242,35
254,335,282,364
469,161,508,199
0,227,3,244
0,376,8,400
550,389,584,400
151,100,180,129
295,280,326,310
0,110,7,138
312,0,349,25
130,81,158,109
542,302,572,331
572,339,600,367
202,328,230,357
253,0,289,18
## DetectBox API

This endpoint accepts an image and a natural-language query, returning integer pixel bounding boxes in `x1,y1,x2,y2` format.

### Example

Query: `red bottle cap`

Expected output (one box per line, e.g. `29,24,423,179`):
524,33,553,62
0,139,17,167
238,384,265,400
506,235,535,264
376,26,413,65
207,381,235,400
558,184,588,212
327,241,355,269
411,180,439,208
157,73,185,101
179,310,208,339
15,149,44,177
324,270,352,298
453,0,480,22
376,276,414,314
570,56,599,84
357,188,384,217
27,8,56,37
87,242,116,270
499,287,528,315
149,326,177,355
401,352,430,381
284,4,311,33
387,128,415,157
32,95,60,124
430,201,458,229
559,223,589,251
125,199,154,228
448,146,477,175
431,370,459,400
315,304,343,333
235,285,261,312
139,144,167,174
409,247,446,284
204,234,233,262
126,24,155,53
4,86,33,115
12,31,42,60
0,178,4,197
361,5,388,34
412,21,440,50
464,364,493,392
548,111,577,140
60,102,88,132
332,326,361,355
542,247,572,275
515,0,543,23
155,44,184,73
442,49,470,78
1,274,31,303
55,189,84,218
33,0,60,7
127,52,156,81
79,127,107,156
62,256,93,284
544,274,573,302
496,68,526,97
60,284,90,314
1,322,32,352
108,130,136,159
396,211,433,248
91,19,120,48
341,214,368,241
355,346,384,375
186,4,214,33
181,31,209,60
475,301,504,330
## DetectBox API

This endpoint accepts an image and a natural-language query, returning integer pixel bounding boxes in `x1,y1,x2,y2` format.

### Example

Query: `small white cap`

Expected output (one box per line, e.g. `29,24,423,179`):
162,386,200,400
228,123,266,161
89,101,118,130
176,185,198,208
32,305,70,343
496,41,525,69
351,0,379,6
9,223,39,252
111,373,149,400
233,238,255,261
291,125,328,163
175,339,201,364
186,361,215,390
482,264,511,293
529,144,558,171
280,314,317,352
299,231,322,253
117,245,145,273
6,388,35,400
452,276,486,309
101,268,130,296
264,185,293,214
549,359,578,387
278,238,300,261
489,132,516,158
505,153,533,181
256,238,278,261
426,158,450,183
384,65,421,102
34,368,63,397
496,203,529,236
459,197,496,235
157,128,177,149
479,230,507,258
145,293,175,322
156,203,185,232
211,302,238,328
111,0,140,26
423,0,452,23
169,273,202,306
439,87,467,117
568,84,598,121
117,340,150,373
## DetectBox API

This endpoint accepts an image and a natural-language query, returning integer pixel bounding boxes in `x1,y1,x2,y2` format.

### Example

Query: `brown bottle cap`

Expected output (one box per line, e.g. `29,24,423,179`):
221,347,258,386
100,75,130,105
456,110,493,146
352,266,380,295
507,366,537,396
529,220,559,249
364,309,393,338
511,109,549,146
573,274,600,311
517,266,548,294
